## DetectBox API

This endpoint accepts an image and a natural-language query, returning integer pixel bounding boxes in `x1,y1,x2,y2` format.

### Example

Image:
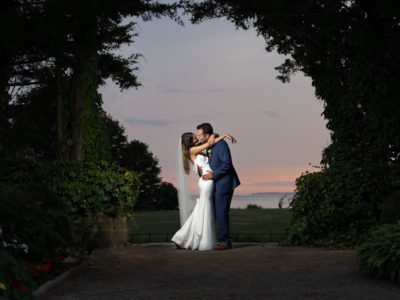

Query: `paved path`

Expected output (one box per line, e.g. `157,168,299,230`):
39,243,400,299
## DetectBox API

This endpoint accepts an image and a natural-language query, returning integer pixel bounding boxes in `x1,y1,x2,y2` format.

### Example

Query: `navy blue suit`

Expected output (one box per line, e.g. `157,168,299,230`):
209,140,240,245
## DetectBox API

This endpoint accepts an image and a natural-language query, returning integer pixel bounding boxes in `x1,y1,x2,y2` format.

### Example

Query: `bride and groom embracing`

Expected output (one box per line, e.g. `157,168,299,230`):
171,123,240,251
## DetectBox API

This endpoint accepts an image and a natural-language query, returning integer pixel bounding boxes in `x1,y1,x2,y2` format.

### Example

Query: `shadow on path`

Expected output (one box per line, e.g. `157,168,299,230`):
39,243,400,300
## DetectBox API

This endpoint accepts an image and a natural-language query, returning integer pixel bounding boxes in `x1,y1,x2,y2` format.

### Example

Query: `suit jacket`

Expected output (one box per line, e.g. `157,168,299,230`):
209,140,240,193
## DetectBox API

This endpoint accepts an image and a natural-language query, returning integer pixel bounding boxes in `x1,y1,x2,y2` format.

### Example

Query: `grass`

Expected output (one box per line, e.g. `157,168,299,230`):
129,208,292,243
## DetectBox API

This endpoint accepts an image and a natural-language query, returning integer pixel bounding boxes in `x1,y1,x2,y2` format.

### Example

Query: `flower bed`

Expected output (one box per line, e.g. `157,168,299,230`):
0,247,83,299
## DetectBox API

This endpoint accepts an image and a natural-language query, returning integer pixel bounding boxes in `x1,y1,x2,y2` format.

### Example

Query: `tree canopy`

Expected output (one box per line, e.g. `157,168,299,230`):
185,0,400,244
0,0,179,160
1,0,179,211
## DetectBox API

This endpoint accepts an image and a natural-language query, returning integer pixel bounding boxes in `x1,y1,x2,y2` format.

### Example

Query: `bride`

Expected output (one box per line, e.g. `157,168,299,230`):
171,132,236,250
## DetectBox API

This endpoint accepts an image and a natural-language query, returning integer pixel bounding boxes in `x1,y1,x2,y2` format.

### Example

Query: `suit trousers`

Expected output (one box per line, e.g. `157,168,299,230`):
214,189,234,245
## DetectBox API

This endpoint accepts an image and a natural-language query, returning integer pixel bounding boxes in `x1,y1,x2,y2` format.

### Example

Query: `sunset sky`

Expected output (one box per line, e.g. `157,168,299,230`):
100,14,331,195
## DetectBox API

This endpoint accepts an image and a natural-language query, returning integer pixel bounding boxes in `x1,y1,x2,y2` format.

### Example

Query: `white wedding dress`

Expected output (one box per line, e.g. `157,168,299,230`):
171,154,217,250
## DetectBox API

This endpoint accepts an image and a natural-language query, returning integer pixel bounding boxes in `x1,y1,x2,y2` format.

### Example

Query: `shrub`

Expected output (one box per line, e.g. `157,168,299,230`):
381,190,400,224
357,224,400,283
286,161,389,247
50,160,140,249
0,248,36,300
285,170,331,245
0,157,71,260
0,185,70,260
155,182,178,210
246,204,263,209
0,156,140,256
51,160,139,218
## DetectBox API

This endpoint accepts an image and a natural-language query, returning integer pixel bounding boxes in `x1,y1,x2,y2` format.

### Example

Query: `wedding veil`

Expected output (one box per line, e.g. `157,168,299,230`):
177,138,193,226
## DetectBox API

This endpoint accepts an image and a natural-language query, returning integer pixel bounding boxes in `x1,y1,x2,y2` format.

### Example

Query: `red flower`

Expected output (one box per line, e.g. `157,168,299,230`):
11,282,28,293
29,258,53,274
54,256,64,262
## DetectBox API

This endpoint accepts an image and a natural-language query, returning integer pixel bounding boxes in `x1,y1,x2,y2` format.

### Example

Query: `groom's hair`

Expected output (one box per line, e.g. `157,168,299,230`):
197,123,213,135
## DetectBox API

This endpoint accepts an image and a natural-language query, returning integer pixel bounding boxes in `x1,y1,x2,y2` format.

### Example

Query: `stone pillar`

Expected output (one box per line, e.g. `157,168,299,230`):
96,216,128,248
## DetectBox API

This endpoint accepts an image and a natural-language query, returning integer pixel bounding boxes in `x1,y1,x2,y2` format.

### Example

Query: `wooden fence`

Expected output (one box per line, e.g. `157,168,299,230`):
130,231,288,243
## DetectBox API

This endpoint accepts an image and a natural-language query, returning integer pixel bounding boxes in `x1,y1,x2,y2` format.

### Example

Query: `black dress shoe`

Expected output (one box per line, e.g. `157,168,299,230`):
173,242,183,250
214,243,232,251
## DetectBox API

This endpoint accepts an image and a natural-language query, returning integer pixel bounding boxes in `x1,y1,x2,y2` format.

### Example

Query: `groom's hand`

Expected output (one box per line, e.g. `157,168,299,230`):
197,166,203,177
202,172,213,180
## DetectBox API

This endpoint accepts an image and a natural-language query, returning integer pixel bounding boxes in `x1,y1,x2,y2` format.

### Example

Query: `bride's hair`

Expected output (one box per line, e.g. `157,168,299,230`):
181,132,194,175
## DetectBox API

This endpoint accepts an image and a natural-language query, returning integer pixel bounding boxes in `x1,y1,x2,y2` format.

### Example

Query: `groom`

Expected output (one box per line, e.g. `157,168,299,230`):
196,123,240,250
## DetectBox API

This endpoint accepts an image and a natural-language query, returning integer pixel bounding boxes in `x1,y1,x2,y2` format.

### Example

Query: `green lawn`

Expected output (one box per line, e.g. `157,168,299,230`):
129,208,292,243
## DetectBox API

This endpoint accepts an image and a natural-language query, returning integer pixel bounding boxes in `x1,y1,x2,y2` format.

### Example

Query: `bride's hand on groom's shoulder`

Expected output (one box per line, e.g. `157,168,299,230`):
226,134,237,144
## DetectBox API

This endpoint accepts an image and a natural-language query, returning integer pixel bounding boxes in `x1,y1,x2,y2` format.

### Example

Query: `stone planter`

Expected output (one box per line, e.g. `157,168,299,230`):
96,216,128,248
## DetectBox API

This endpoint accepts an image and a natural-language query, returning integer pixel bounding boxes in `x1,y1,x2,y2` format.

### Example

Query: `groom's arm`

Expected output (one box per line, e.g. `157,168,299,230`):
210,140,233,181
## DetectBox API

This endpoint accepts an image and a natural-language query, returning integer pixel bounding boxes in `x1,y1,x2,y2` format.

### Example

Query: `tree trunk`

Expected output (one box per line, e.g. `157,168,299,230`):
0,87,8,155
68,9,97,161
55,66,66,160
70,68,86,161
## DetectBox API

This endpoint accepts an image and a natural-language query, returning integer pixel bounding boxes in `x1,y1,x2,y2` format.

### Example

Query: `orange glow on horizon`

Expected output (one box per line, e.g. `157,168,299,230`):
161,164,319,195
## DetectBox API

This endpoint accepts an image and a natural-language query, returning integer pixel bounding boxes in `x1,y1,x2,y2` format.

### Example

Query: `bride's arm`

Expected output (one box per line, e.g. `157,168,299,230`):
189,134,236,156
209,133,237,145
217,133,237,144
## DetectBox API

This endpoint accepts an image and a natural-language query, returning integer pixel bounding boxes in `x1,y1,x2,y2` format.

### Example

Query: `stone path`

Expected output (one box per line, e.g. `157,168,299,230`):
39,243,400,299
